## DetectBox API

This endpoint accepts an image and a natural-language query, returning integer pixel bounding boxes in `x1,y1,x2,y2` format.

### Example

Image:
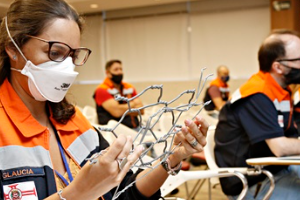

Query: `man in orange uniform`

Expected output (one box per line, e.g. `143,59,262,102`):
215,30,300,200
93,60,144,130
203,65,230,112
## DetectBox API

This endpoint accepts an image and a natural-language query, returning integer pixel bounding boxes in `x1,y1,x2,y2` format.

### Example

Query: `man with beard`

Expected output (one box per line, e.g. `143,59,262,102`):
214,30,300,200
93,60,143,129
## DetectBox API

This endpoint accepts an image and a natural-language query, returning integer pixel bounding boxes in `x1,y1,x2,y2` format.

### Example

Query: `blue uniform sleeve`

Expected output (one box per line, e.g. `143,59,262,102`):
236,93,284,144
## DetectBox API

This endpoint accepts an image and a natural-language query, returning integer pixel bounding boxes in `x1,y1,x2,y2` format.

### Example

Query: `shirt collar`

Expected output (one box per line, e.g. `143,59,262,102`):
49,113,79,133
217,78,228,87
259,71,291,102
103,77,115,88
0,79,46,137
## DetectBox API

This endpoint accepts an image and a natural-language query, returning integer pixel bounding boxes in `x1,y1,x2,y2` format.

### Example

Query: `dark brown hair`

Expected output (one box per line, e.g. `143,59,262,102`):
105,59,122,71
258,29,299,72
0,0,84,124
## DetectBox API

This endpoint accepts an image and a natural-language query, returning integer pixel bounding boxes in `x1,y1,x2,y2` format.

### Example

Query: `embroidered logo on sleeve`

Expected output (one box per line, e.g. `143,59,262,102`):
3,181,38,200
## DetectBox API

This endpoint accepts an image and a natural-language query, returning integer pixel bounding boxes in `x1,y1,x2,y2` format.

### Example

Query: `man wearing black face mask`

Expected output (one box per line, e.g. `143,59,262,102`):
93,59,144,129
279,60,300,84
203,65,230,113
214,30,300,200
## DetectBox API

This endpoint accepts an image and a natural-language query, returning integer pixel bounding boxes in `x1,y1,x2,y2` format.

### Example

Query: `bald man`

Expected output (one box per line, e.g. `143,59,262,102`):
215,30,300,200
203,65,230,112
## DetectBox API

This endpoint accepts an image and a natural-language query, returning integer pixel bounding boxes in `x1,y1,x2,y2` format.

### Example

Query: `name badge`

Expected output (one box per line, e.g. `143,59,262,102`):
2,167,45,180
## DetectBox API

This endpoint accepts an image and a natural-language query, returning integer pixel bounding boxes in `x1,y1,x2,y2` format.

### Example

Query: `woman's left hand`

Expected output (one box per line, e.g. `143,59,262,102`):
168,115,209,167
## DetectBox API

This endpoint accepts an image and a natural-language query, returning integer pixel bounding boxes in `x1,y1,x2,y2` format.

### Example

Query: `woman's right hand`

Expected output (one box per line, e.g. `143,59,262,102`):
66,134,144,200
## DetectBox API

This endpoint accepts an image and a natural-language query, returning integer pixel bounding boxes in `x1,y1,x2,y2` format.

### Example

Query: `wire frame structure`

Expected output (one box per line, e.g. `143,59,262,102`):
87,69,213,199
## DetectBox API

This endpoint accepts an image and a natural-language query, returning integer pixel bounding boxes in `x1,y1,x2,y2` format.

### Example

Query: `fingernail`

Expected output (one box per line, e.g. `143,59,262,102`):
196,116,202,121
127,135,132,141
137,145,145,152
185,119,192,126
181,127,187,133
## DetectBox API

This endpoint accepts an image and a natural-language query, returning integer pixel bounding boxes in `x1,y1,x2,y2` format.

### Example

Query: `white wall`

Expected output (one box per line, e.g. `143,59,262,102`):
190,7,270,80
70,2,271,107
106,13,190,82
76,14,105,82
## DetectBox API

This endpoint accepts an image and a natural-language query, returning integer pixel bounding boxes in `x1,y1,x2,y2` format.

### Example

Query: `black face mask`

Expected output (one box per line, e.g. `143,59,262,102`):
284,68,300,84
221,75,230,83
111,74,123,84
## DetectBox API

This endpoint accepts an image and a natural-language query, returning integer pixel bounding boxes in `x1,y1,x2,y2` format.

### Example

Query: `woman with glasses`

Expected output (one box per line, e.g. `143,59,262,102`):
0,0,208,200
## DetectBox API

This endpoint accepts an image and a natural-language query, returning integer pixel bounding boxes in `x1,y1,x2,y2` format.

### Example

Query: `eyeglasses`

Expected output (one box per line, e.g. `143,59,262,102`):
276,58,300,62
26,35,92,66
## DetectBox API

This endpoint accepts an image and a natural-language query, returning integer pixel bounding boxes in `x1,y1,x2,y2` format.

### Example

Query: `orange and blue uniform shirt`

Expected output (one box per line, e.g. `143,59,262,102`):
0,78,160,200
93,77,139,128
203,78,229,111
0,78,102,199
214,71,298,195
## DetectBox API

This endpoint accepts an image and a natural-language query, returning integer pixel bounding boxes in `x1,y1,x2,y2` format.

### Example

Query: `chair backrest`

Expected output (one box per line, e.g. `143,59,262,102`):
204,126,219,170
82,105,98,124
203,126,220,186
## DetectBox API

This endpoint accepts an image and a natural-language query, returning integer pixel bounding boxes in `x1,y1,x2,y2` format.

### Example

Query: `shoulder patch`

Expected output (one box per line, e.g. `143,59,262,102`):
3,181,38,200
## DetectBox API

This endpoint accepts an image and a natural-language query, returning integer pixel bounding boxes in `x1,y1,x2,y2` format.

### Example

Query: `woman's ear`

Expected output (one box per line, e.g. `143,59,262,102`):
5,45,18,61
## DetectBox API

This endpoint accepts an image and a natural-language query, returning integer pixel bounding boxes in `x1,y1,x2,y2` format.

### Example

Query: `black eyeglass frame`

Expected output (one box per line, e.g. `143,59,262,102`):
26,35,92,66
276,58,300,62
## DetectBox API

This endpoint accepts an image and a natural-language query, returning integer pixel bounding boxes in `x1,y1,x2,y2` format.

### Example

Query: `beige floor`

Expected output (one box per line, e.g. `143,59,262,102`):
165,165,229,200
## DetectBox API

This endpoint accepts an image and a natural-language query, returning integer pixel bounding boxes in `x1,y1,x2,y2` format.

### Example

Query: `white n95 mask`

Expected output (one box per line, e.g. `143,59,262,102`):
11,57,78,102
5,16,78,103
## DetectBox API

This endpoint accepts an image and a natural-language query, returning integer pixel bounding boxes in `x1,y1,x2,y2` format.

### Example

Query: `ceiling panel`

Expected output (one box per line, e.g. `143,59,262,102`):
67,0,198,13
0,0,199,18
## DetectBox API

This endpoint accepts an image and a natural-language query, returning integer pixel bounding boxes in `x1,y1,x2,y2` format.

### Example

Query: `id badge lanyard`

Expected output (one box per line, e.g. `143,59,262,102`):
55,140,73,186
53,127,105,200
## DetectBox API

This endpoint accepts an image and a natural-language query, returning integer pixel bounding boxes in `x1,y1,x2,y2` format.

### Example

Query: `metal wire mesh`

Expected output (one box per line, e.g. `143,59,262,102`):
88,69,212,199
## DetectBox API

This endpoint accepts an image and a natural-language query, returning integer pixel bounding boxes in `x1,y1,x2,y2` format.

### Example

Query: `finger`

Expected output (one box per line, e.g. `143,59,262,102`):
181,126,204,152
184,119,206,147
181,139,199,154
117,145,144,177
104,134,127,162
117,136,133,159
173,131,185,145
173,128,183,145
175,130,197,152
194,115,209,137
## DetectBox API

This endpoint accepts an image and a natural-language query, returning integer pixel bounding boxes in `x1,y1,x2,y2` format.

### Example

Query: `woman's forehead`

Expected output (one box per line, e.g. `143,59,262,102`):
39,18,81,48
